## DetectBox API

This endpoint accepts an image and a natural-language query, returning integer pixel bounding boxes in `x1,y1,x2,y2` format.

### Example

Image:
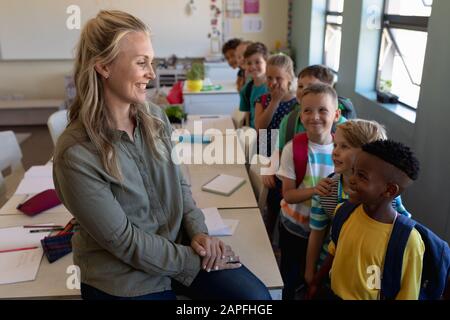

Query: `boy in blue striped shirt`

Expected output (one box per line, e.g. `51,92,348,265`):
276,84,341,299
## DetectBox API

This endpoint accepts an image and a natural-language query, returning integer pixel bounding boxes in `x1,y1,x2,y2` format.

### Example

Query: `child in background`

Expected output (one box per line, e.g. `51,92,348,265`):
235,40,252,92
262,65,347,190
254,54,297,238
276,83,341,300
222,38,241,70
239,42,269,128
255,53,297,156
278,65,352,152
305,120,411,288
310,140,424,300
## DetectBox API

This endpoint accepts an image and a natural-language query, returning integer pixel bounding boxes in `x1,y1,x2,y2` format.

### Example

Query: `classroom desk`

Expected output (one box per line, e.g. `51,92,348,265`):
186,164,257,209
219,208,283,300
182,114,235,135
183,81,239,116
0,209,282,300
0,194,67,216
0,211,78,299
175,132,246,166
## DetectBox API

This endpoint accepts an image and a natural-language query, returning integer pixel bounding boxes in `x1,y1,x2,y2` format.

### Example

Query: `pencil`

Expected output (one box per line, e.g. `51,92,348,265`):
23,225,64,229
0,246,39,253
29,227,64,233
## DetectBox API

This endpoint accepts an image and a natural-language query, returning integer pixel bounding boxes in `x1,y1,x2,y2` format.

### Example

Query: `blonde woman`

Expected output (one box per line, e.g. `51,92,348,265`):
53,10,270,300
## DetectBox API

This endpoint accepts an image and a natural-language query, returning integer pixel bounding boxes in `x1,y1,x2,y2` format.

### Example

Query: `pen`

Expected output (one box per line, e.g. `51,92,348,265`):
199,116,220,119
0,246,39,254
23,225,64,229
29,227,64,233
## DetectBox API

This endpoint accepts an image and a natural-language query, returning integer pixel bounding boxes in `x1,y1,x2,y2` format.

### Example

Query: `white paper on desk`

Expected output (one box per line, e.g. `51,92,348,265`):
15,177,55,195
0,226,51,285
24,165,53,178
202,208,239,236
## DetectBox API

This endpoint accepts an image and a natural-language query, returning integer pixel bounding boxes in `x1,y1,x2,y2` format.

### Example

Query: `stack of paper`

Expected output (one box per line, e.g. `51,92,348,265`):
15,165,54,195
0,225,51,284
202,208,239,236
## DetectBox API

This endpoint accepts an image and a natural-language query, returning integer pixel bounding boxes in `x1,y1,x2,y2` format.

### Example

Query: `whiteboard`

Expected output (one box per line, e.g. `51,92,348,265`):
0,0,216,60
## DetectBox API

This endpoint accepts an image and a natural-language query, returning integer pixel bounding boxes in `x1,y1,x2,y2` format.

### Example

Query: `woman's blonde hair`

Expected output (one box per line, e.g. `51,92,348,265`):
55,10,167,181
336,119,387,148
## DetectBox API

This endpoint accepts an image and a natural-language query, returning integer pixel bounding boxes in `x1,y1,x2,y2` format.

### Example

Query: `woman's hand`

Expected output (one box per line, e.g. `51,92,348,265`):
262,174,276,189
191,233,226,272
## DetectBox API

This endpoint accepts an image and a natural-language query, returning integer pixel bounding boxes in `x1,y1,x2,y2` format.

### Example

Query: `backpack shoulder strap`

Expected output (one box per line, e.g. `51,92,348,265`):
260,93,268,107
381,214,416,300
292,132,308,187
330,201,359,247
285,109,300,145
243,80,254,108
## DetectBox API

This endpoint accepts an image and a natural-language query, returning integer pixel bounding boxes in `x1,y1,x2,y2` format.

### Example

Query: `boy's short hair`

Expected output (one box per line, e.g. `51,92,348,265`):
244,42,269,60
301,83,338,109
361,140,420,181
298,65,335,86
222,38,241,55
337,119,387,148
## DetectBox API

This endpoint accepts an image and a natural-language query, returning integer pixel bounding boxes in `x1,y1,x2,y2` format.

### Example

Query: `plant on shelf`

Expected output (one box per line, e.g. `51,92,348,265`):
185,62,205,92
164,104,186,124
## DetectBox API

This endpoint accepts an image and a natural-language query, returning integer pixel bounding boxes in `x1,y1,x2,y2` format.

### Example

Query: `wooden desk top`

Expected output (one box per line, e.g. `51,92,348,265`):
0,209,282,299
182,115,235,134
186,164,257,209
219,208,283,291
0,212,79,299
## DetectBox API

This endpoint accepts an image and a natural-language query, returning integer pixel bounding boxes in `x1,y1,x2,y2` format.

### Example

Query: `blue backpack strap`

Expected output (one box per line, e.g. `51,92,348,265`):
330,201,359,248
381,214,416,300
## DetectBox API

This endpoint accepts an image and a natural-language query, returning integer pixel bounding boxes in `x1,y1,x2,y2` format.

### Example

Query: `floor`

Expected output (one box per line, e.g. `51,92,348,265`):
0,125,54,170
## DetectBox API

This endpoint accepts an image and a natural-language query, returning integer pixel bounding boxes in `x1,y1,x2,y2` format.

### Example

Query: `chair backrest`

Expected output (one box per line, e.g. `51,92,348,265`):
47,109,69,146
236,127,257,164
232,108,246,129
0,131,24,206
248,154,269,211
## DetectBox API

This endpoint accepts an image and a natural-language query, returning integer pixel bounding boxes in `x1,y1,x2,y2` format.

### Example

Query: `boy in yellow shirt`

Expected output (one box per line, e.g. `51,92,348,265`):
309,139,424,300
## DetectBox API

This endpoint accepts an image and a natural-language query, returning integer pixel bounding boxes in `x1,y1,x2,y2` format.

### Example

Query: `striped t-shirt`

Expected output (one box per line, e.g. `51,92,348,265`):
277,139,334,238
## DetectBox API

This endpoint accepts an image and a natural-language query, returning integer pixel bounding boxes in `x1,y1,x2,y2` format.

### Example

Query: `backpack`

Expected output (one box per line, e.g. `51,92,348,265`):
284,96,357,146
292,133,309,187
331,201,450,300
292,132,334,187
242,80,254,112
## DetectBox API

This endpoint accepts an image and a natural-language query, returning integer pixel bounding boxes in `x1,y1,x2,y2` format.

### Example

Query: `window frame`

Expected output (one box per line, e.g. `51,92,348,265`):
323,0,344,73
375,0,432,110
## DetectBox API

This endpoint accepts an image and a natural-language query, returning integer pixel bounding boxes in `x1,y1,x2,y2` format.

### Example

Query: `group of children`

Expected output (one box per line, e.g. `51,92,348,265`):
221,38,450,300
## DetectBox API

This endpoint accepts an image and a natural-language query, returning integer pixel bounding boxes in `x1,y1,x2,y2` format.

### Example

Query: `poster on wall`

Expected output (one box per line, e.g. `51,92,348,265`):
225,0,241,18
242,16,262,33
243,0,259,14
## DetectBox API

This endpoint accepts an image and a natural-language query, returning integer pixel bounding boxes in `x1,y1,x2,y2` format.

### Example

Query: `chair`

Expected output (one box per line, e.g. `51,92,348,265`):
231,107,246,129
236,127,257,165
248,154,270,211
47,109,69,146
0,131,25,206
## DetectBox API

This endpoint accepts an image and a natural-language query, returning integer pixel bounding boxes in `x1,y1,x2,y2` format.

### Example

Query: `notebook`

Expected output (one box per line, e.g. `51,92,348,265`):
201,174,246,196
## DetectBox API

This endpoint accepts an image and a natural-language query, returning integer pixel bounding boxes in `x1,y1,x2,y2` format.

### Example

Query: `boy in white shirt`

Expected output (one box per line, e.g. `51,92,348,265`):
276,83,341,299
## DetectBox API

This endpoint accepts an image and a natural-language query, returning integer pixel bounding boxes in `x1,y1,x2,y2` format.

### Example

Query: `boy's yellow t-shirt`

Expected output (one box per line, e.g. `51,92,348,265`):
328,204,425,300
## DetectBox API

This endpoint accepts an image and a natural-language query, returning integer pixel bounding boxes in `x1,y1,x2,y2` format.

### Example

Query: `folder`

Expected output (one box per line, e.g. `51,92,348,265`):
201,174,246,196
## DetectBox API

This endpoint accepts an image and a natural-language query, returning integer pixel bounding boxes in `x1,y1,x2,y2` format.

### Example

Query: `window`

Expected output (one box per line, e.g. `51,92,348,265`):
323,0,344,72
377,0,433,109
